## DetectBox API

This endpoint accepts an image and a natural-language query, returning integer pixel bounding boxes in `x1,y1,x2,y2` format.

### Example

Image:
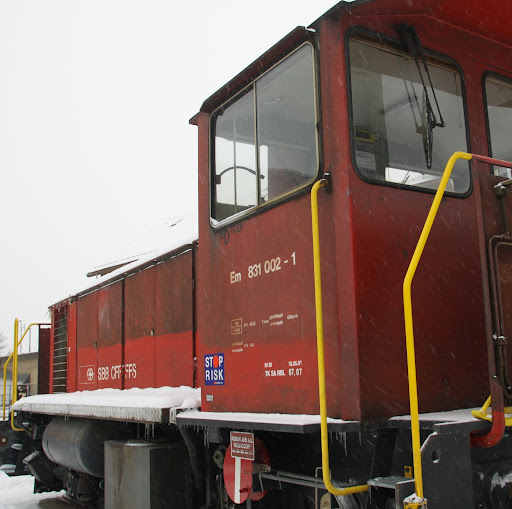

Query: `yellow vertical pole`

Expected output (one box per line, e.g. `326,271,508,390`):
2,360,9,419
312,178,369,497
3,321,46,423
403,151,472,503
12,318,18,409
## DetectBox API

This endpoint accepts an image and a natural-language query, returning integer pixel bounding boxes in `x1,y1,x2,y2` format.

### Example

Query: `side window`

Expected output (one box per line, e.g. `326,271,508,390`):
214,89,257,221
349,38,469,194
484,75,512,177
211,44,319,224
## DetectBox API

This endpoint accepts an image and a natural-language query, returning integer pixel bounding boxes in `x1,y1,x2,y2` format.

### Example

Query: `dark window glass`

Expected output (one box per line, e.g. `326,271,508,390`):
349,38,469,193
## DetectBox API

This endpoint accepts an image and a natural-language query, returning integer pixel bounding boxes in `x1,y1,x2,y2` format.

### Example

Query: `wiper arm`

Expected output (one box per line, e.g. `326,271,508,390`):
396,23,446,169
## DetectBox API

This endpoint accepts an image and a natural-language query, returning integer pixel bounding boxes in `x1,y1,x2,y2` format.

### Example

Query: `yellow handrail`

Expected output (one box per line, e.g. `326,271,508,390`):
2,320,49,430
3,319,19,421
10,319,22,431
403,151,472,503
472,396,512,426
311,178,369,498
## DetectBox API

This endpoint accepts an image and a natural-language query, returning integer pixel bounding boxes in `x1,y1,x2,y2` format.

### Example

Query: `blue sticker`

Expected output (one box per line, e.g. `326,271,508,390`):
205,353,225,385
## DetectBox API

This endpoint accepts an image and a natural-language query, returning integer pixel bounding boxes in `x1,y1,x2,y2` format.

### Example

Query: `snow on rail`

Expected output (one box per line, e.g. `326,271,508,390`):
180,410,346,426
390,408,480,423
176,409,360,433
11,386,200,424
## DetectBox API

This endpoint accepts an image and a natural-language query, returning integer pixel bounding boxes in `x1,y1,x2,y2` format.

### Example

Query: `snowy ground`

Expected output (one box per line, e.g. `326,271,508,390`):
0,472,74,508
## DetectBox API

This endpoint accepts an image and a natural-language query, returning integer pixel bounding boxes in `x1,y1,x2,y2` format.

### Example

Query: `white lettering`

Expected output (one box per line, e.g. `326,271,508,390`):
97,363,138,382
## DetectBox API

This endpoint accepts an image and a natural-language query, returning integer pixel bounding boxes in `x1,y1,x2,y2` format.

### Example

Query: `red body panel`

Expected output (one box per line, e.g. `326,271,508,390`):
37,326,51,395
58,249,195,392
77,291,99,390
155,332,194,387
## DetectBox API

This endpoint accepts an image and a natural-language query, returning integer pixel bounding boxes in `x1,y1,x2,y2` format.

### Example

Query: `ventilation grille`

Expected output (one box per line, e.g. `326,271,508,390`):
52,308,68,393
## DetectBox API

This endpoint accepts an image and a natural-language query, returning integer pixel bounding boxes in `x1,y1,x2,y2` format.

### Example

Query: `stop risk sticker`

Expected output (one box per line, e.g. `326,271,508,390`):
205,353,225,385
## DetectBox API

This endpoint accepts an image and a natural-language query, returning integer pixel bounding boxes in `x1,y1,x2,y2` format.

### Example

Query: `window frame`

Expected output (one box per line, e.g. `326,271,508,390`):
345,26,472,198
483,71,512,175
209,40,322,228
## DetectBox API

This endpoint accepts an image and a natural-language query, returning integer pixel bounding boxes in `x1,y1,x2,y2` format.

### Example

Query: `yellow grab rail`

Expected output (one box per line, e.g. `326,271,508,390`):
11,319,22,431
311,178,369,498
403,151,472,502
2,320,49,430
472,396,512,426
2,319,18,421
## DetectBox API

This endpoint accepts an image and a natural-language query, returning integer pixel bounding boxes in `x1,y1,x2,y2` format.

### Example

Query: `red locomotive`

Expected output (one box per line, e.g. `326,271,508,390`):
3,0,512,507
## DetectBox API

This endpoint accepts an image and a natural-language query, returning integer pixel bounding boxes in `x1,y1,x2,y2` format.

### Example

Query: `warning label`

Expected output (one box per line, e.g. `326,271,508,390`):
230,432,255,460
205,353,225,386
231,318,243,335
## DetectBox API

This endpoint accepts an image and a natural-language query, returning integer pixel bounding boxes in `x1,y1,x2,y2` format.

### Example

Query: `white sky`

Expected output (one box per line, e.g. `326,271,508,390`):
0,0,339,347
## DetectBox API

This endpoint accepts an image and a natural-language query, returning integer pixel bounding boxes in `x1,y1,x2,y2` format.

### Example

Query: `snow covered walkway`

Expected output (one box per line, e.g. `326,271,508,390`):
11,386,201,423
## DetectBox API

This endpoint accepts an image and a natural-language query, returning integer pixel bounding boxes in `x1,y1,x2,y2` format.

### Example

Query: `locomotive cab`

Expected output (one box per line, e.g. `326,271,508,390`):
193,5,486,422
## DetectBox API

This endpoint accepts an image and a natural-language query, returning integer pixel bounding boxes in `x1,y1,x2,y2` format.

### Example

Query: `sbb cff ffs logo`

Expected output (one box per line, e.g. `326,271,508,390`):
205,353,225,385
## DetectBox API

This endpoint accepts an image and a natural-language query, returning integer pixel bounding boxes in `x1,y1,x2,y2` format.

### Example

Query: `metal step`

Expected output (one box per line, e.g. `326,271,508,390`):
0,463,16,475
366,476,415,509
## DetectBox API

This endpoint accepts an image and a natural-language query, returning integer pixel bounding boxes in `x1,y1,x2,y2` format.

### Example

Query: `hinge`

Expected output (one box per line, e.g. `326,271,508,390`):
494,335,507,346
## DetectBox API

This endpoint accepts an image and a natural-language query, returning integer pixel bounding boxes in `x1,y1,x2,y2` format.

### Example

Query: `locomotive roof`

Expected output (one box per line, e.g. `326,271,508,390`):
318,0,512,47
50,215,198,308
191,0,512,120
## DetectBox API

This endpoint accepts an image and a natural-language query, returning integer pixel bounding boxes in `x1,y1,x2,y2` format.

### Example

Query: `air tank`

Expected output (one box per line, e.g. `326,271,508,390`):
42,418,130,477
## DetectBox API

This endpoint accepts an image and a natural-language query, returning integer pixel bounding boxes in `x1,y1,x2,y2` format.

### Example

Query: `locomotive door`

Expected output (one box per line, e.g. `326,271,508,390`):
76,282,123,391
196,39,346,417
472,59,512,399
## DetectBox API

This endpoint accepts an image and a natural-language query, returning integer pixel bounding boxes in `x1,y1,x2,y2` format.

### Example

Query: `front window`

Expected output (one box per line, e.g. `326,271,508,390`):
485,75,512,178
349,37,469,194
211,44,319,223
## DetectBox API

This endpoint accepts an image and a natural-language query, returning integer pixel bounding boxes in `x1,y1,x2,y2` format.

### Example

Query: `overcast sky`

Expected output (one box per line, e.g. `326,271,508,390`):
0,0,339,348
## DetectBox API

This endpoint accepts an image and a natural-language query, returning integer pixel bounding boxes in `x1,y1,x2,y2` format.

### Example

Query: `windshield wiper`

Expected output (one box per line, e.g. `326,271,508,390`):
396,24,445,169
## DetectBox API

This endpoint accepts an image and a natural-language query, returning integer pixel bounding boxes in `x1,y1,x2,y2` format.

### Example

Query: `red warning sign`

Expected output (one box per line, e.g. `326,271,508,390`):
224,435,270,504
230,432,255,460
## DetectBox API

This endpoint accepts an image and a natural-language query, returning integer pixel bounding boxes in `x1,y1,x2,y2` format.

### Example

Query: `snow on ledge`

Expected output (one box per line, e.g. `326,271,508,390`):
175,409,360,432
178,410,347,426
12,386,201,424
389,408,480,423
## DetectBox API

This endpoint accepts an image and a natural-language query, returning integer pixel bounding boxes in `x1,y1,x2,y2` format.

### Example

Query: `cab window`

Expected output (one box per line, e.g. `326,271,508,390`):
349,37,469,194
211,43,319,223
485,75,512,177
